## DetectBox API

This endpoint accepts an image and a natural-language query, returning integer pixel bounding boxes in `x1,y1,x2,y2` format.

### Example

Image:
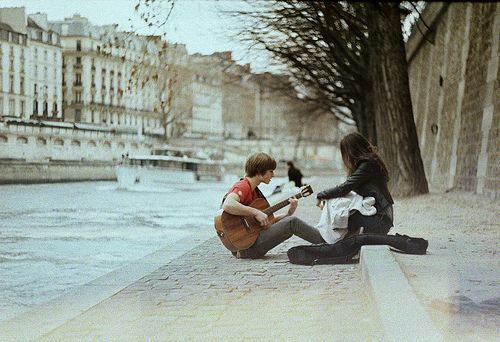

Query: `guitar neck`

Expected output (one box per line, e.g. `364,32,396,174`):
262,192,303,216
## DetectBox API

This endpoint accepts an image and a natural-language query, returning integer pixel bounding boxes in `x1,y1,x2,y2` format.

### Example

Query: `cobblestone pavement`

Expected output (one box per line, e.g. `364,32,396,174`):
40,180,384,341
41,236,383,341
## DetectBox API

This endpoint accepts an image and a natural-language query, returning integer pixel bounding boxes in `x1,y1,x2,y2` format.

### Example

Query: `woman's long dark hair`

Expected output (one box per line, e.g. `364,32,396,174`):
340,132,389,181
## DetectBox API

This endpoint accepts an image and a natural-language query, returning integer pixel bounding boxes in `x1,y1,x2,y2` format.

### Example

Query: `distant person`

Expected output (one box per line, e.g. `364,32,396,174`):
287,161,303,187
316,132,394,237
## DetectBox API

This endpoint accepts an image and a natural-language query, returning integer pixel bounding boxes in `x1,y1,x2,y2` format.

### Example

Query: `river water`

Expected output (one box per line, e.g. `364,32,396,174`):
0,176,293,322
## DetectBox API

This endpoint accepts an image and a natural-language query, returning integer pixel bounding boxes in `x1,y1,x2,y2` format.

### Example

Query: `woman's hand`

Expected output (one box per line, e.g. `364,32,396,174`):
316,199,325,210
287,197,298,216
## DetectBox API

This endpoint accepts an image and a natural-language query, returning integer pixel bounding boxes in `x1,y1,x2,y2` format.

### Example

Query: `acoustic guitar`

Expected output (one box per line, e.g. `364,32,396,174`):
214,185,314,252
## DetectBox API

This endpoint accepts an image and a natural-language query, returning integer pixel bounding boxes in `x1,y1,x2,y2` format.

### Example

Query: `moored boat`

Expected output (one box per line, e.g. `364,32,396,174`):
116,146,224,188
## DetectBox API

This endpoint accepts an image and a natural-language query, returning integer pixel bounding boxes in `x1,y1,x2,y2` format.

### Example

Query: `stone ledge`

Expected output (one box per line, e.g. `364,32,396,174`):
360,245,442,342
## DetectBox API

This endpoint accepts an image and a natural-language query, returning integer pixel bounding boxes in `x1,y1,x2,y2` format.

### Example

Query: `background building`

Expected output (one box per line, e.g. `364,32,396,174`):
0,7,29,119
0,7,341,183
28,12,62,121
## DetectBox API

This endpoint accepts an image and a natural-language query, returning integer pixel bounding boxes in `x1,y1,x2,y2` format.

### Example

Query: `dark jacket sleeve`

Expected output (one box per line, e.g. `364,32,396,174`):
316,160,374,200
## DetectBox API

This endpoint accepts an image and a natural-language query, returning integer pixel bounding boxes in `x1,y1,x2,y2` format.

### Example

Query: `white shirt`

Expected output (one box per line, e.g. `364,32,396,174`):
315,191,377,244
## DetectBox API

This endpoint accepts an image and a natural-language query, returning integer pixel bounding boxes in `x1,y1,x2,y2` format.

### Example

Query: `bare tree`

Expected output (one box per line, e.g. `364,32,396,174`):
128,0,190,141
232,0,428,196
229,1,377,143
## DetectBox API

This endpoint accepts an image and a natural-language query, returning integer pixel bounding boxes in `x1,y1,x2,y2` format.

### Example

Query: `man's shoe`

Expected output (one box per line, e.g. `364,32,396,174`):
236,250,250,259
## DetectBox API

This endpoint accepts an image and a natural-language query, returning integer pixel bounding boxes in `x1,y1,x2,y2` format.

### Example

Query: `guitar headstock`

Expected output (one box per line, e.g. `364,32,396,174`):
300,184,314,198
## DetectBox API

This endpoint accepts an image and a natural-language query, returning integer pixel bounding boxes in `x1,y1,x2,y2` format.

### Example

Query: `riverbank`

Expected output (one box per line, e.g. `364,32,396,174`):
0,159,116,184
0,158,340,185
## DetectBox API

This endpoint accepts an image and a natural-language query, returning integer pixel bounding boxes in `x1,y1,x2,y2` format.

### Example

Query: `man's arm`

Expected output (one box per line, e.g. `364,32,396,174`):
222,192,269,226
273,197,298,223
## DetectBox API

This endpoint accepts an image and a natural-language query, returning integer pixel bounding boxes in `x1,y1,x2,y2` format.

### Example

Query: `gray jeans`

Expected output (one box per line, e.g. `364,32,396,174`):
239,216,325,259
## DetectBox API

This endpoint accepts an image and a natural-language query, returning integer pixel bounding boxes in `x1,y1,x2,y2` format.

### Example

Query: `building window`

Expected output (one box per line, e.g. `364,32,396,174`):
75,73,81,85
20,77,24,95
43,101,48,116
76,40,81,51
52,102,58,115
75,109,81,121
33,100,38,115
20,100,25,116
9,75,14,93
75,91,82,103
9,99,15,116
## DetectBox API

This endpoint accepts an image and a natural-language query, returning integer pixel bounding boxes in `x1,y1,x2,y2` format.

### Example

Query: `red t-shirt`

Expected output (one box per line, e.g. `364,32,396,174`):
227,178,259,205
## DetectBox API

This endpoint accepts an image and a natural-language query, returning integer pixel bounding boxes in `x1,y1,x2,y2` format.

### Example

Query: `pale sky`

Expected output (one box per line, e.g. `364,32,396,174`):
1,0,275,72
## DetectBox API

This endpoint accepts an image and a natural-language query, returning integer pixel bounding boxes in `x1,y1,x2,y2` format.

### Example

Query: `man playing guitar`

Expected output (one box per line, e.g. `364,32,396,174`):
221,152,325,259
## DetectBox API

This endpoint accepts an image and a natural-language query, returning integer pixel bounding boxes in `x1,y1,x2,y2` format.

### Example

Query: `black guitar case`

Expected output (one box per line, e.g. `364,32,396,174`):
287,233,428,266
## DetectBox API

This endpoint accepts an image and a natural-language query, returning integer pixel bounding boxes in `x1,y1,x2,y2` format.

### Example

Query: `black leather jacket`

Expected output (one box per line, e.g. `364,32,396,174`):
317,158,394,216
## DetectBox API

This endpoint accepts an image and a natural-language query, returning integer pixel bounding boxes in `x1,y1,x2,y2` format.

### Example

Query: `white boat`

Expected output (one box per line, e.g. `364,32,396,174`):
116,146,224,188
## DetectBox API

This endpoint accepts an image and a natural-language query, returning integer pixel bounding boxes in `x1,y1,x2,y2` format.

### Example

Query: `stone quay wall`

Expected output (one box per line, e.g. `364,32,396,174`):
0,160,115,184
0,119,341,184
406,2,499,198
0,120,160,184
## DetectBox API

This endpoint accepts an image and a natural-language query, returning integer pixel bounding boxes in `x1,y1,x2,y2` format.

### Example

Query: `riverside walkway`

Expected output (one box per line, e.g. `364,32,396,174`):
0,176,498,341
37,236,383,341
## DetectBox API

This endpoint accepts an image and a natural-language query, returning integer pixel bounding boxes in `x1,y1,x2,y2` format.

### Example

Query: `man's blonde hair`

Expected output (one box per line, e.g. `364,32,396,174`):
245,152,276,177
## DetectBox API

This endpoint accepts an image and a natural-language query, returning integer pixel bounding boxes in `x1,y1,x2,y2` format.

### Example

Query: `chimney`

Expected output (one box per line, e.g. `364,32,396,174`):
0,7,27,34
29,12,48,30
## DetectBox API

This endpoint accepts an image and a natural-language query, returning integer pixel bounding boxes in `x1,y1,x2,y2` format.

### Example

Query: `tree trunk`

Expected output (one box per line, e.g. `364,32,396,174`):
350,73,377,145
360,86,377,145
367,3,428,196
